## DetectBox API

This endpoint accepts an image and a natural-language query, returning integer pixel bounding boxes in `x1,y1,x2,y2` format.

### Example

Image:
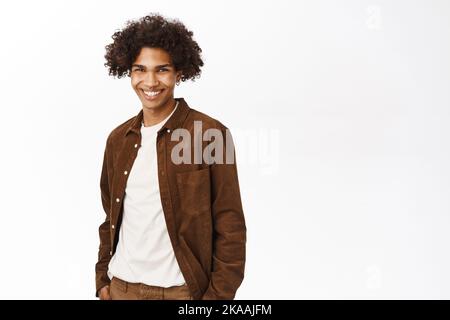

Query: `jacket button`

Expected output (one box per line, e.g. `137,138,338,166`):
112,225,115,229
167,129,171,133
109,251,112,256
134,143,138,148
116,198,120,203
124,170,128,175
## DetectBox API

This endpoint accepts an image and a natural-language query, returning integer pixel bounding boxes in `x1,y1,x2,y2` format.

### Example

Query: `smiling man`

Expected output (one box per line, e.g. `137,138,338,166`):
95,14,247,300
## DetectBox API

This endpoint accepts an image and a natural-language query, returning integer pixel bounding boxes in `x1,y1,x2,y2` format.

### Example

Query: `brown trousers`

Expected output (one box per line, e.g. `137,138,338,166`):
110,276,194,300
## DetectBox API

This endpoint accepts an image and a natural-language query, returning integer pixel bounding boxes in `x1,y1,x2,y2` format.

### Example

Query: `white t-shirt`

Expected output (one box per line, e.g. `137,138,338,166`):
107,101,186,286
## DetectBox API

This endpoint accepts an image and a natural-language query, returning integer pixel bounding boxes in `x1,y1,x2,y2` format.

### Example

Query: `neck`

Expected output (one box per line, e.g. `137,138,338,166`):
142,98,177,127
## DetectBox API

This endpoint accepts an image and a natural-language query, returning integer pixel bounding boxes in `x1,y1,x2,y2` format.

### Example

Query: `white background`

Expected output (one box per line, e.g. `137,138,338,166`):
0,0,449,299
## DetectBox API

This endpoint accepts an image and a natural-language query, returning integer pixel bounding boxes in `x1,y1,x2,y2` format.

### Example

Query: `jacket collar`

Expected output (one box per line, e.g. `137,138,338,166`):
125,97,191,136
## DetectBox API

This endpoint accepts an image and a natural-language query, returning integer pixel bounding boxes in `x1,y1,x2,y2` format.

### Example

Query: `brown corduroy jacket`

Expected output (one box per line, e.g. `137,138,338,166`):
95,97,247,300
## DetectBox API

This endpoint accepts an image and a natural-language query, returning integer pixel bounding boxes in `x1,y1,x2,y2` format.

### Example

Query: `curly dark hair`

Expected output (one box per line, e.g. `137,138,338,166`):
104,13,204,81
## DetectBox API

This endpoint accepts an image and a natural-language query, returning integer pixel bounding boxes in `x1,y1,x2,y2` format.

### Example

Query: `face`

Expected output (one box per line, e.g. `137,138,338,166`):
130,47,181,112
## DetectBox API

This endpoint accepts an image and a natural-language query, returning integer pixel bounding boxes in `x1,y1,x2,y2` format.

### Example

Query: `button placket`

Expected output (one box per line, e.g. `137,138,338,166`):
116,136,139,206
109,135,141,259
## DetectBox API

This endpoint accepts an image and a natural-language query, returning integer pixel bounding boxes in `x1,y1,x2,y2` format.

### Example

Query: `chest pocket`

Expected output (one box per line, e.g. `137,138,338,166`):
176,168,211,217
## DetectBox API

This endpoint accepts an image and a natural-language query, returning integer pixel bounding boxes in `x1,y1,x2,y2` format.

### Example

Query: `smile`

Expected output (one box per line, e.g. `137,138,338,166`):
142,89,164,100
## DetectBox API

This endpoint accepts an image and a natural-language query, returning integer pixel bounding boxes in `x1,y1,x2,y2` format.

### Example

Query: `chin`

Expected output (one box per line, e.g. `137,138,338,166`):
143,97,168,109
142,102,161,110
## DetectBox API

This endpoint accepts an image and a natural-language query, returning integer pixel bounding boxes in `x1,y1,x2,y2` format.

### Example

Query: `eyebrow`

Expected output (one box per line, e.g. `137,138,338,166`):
131,63,172,69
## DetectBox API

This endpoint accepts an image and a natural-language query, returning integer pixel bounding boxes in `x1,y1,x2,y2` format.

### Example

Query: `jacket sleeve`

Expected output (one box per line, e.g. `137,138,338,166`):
201,127,247,300
95,136,113,297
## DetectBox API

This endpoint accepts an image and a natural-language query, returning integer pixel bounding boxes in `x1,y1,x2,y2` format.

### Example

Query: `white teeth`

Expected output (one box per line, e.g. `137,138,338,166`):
143,90,161,97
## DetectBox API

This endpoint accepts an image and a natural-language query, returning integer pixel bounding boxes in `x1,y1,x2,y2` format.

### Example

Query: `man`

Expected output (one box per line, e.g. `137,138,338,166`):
95,13,247,300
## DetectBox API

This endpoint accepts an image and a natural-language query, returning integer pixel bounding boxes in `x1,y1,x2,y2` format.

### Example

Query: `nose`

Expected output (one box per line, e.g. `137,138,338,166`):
143,71,159,87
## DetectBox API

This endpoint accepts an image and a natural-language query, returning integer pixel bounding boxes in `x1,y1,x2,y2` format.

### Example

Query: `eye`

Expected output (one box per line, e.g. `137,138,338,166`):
158,68,168,72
